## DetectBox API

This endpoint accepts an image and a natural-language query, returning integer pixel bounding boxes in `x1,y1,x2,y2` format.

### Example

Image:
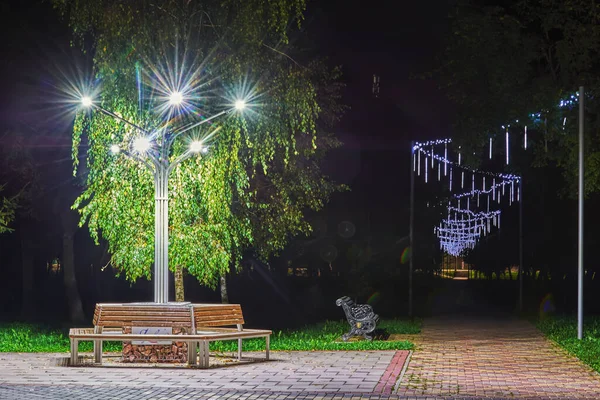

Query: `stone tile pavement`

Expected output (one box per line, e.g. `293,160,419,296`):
2,316,600,399
0,351,423,399
396,315,600,399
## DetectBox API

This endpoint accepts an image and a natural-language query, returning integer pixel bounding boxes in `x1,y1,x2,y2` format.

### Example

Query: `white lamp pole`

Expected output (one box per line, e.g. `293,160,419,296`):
81,95,246,303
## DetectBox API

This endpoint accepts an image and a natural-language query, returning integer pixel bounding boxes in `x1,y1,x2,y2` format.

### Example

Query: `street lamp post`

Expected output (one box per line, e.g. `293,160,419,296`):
81,94,246,303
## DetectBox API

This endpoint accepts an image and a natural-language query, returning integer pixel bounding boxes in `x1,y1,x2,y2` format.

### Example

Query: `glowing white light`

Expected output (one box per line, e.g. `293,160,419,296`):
133,137,151,153
81,96,93,107
234,100,246,110
190,141,204,153
506,128,510,165
110,144,120,154
169,91,184,106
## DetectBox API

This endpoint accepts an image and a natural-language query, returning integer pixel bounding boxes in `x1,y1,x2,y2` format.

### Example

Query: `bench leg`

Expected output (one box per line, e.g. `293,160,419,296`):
187,341,197,366
94,340,102,364
237,338,242,361
198,341,209,368
70,339,78,366
266,335,270,360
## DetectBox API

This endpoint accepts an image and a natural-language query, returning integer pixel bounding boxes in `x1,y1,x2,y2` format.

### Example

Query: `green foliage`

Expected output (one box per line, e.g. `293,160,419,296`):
0,185,18,234
537,316,600,373
0,320,418,353
53,0,346,287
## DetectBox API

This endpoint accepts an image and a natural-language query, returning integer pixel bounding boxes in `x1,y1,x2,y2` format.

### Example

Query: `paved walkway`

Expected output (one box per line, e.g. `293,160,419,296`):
396,316,600,399
2,317,600,399
0,351,424,399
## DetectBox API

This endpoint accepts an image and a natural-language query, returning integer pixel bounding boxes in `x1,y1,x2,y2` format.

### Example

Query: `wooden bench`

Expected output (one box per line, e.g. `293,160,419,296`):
69,302,271,368
192,303,271,367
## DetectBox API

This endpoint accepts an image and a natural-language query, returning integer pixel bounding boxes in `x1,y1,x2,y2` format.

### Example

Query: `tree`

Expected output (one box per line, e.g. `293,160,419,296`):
433,0,600,280
437,0,600,193
0,186,17,234
53,0,345,297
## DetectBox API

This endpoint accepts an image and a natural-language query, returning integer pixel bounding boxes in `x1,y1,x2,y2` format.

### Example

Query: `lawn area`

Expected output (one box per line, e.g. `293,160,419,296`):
536,315,600,373
0,319,419,353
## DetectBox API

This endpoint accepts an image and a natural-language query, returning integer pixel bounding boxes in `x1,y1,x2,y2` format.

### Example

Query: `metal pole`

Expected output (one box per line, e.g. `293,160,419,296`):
154,171,160,302
409,142,415,317
154,164,170,303
519,179,523,312
578,86,584,340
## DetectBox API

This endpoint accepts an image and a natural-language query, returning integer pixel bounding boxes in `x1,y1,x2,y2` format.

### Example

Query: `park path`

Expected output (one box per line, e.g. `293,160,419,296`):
396,315,600,398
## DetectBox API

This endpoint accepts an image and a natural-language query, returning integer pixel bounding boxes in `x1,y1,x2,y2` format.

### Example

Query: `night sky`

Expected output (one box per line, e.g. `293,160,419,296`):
0,0,455,235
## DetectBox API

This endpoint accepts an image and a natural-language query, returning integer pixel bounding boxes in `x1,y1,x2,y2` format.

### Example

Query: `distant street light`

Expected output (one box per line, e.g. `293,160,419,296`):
80,89,248,303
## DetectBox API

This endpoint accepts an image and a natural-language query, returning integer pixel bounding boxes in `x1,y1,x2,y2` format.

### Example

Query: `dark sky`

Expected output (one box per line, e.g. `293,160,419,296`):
0,0,455,236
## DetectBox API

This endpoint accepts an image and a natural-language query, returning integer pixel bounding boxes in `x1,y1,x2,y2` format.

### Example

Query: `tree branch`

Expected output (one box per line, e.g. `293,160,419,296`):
262,43,307,69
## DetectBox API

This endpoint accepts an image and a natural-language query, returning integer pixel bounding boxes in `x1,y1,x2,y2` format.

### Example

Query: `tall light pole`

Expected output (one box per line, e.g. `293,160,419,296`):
409,142,415,318
578,86,584,340
81,94,247,303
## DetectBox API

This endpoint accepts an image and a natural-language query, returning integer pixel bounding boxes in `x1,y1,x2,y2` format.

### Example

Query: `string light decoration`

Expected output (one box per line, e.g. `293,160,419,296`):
413,138,521,256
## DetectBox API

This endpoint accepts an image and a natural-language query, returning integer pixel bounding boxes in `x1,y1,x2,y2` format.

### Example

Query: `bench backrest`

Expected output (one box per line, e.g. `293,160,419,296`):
93,303,193,329
193,303,245,328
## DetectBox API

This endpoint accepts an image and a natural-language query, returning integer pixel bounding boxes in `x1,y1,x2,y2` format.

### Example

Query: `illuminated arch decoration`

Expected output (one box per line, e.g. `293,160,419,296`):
413,138,520,256
411,91,583,256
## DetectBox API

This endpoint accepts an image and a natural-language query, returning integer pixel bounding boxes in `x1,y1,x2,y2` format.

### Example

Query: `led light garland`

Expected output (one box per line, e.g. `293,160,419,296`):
413,138,521,256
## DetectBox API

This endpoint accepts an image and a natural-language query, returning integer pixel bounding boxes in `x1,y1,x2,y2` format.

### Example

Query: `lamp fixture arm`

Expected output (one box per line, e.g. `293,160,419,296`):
165,109,229,154
91,104,151,136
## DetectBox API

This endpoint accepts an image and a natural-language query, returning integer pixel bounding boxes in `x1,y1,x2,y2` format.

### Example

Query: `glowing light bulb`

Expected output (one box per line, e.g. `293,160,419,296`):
169,91,183,106
190,141,204,153
133,137,151,153
234,100,246,110
81,96,93,107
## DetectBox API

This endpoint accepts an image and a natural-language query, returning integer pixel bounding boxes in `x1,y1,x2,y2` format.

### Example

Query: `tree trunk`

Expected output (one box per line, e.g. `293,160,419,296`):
60,207,85,324
220,275,229,304
19,225,35,320
174,265,185,302
62,231,85,323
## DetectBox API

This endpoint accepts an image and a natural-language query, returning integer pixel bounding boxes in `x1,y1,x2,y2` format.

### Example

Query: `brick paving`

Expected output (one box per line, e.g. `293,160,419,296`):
396,315,600,399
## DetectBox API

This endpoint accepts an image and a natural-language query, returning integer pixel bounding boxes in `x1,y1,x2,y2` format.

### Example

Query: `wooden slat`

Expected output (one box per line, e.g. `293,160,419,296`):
195,317,244,324
194,309,242,316
98,315,191,320
194,315,243,320
70,330,271,341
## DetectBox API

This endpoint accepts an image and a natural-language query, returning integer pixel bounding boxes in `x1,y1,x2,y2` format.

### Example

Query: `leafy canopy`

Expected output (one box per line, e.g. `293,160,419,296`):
53,0,345,287
0,187,17,234
437,0,600,193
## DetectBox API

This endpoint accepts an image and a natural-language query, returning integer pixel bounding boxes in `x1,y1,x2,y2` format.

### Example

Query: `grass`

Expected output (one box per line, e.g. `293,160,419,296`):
0,319,419,353
536,315,600,373
0,323,121,353
212,319,419,352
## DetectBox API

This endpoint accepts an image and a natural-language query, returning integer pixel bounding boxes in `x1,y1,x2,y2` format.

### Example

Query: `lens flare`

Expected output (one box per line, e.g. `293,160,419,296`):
539,293,555,320
367,292,381,306
400,247,411,264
